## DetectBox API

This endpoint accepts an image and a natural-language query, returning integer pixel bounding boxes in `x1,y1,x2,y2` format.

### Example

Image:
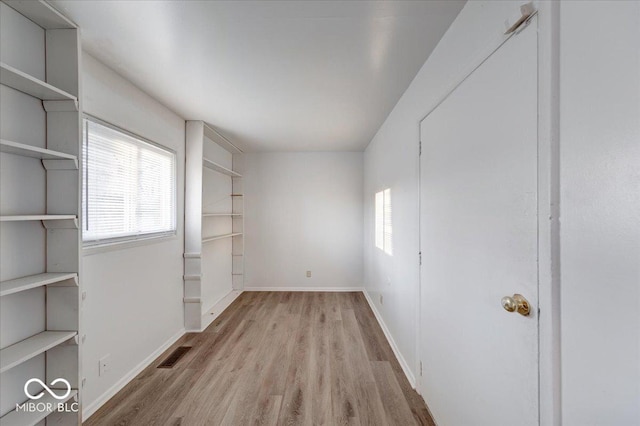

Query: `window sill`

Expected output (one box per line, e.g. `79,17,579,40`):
83,233,178,257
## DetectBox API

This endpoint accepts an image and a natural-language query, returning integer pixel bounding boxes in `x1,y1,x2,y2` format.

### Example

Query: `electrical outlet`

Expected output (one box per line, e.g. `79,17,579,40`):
379,294,383,305
99,355,111,377
306,271,311,278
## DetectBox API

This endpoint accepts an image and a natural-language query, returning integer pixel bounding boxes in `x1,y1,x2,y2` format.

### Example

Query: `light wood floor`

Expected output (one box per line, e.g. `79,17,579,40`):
85,292,435,425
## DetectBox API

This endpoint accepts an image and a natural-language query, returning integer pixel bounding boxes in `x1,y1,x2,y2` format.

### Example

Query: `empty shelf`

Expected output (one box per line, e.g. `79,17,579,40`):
1,273,78,297
0,331,77,373
203,158,242,177
202,233,243,244
202,213,243,217
1,62,78,103
3,0,76,29
203,123,243,154
0,215,78,229
1,139,78,169
0,390,78,426
0,215,75,221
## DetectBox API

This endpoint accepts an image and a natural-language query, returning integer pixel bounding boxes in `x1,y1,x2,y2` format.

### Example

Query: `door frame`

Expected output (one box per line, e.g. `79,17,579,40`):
415,3,561,425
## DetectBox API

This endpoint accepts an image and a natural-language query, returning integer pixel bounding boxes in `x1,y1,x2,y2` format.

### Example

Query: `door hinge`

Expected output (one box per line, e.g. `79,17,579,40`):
419,140,422,156
419,251,422,266
420,361,423,376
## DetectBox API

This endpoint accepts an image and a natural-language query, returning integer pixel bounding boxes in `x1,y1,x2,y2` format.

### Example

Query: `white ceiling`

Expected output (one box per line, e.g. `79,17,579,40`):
52,1,465,151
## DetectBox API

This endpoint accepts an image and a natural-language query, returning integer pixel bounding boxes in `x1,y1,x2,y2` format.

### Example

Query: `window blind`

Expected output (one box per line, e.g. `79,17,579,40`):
375,188,392,255
82,118,177,245
383,188,392,255
375,191,384,250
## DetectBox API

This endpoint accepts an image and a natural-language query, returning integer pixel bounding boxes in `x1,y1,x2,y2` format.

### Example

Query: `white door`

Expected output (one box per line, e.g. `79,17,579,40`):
419,19,538,426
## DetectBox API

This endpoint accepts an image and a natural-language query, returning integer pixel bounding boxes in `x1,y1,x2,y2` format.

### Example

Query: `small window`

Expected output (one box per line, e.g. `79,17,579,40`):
375,188,392,255
82,117,177,246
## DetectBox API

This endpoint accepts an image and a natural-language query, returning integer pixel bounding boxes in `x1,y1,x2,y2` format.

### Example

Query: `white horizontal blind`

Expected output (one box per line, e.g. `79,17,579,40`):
375,190,384,250
82,118,176,245
375,189,392,255
383,188,392,255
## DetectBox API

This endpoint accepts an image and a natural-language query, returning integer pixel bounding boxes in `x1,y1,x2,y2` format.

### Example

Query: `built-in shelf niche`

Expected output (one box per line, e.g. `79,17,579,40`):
184,120,244,332
0,1,82,424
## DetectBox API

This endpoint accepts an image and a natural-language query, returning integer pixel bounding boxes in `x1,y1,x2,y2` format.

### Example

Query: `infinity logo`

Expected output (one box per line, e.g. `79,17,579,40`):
24,378,72,401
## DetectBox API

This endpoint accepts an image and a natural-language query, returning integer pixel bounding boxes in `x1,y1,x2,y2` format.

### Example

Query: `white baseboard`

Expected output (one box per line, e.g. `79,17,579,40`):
196,290,243,332
82,327,186,421
243,286,364,292
363,289,416,388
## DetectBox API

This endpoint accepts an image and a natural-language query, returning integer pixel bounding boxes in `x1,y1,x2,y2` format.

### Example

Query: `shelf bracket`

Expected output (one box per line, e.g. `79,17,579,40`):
42,158,79,170
43,99,78,112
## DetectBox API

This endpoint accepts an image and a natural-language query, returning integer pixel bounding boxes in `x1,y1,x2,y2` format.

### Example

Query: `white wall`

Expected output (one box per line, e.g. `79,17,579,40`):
81,53,185,419
559,2,640,424
363,0,519,384
243,152,363,290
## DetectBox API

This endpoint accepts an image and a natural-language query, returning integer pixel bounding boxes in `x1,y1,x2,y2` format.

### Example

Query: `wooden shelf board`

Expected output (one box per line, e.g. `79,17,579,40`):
1,139,78,168
0,331,77,373
3,0,76,29
0,215,76,221
0,390,78,426
203,123,243,154
1,62,78,103
203,158,242,177
0,215,78,230
202,233,243,244
0,273,77,297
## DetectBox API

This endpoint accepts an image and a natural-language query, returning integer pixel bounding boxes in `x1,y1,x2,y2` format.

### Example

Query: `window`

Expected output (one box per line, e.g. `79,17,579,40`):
375,188,392,255
82,117,176,246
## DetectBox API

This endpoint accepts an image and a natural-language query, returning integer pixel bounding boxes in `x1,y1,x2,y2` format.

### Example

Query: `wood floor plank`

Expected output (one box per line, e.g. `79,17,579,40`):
329,319,361,426
327,292,343,321
350,293,436,426
252,395,283,426
133,367,205,425
277,292,314,425
310,293,332,425
85,291,435,426
220,293,288,425
371,361,418,426
247,307,300,423
340,308,390,426
349,292,388,362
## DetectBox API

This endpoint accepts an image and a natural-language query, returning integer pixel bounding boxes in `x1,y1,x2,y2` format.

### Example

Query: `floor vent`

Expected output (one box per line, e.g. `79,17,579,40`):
157,346,191,368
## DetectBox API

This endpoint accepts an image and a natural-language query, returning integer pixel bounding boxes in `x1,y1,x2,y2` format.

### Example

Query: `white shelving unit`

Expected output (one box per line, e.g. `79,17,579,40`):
184,121,244,331
0,1,82,424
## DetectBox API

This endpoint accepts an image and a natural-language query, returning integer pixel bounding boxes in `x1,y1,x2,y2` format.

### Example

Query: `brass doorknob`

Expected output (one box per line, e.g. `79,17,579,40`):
501,294,530,316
